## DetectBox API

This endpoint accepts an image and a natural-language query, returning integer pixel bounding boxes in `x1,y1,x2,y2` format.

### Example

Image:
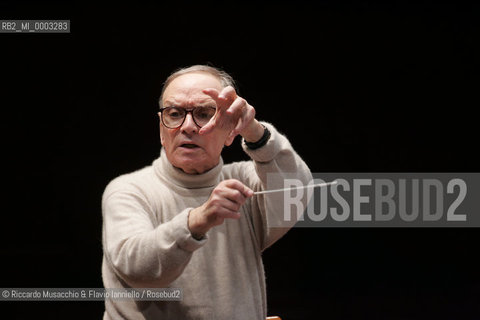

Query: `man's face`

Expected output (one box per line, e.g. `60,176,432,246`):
159,72,233,174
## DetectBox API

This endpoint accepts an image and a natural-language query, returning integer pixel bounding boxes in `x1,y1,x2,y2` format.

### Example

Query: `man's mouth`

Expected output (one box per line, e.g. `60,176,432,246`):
180,143,200,149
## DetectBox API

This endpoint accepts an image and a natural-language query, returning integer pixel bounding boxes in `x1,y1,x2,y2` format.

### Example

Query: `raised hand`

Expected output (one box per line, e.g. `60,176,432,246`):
200,86,263,143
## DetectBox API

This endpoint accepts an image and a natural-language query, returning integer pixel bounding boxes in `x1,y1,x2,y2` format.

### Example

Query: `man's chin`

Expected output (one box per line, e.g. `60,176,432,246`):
174,147,205,162
172,153,205,173
176,159,222,175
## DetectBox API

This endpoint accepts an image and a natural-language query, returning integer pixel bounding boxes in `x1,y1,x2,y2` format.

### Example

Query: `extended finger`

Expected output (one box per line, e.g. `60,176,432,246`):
226,97,246,115
202,88,229,111
200,88,228,135
232,107,255,136
199,116,217,135
202,88,220,101
200,110,234,135
218,86,237,102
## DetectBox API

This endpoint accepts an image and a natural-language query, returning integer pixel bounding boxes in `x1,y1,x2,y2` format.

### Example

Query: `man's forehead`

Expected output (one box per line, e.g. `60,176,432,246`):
163,94,214,106
163,72,222,104
167,72,222,92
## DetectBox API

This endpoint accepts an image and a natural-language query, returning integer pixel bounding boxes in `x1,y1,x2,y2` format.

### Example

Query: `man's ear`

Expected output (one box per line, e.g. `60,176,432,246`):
224,131,237,147
158,112,164,146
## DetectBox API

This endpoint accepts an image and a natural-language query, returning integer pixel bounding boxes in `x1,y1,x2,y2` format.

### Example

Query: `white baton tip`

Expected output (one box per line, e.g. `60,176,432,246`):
253,180,338,195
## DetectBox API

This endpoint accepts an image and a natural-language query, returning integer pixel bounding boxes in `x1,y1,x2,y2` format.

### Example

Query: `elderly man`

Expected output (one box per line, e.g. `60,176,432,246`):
102,65,312,319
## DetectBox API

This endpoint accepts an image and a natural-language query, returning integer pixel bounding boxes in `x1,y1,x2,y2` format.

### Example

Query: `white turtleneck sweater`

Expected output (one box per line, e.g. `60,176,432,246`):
102,122,312,320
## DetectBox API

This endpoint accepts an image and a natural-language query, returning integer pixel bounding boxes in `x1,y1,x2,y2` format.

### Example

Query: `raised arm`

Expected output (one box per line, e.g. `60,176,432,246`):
200,86,313,250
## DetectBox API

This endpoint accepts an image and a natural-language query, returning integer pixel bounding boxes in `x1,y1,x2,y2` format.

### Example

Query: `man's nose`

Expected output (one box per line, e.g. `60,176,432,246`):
180,113,198,134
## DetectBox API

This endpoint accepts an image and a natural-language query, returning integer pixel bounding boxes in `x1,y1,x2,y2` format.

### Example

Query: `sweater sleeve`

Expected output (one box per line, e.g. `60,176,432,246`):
102,181,206,288
241,122,313,251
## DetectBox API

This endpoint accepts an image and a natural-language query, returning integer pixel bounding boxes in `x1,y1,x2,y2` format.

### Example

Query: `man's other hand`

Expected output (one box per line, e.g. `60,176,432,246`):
188,179,254,239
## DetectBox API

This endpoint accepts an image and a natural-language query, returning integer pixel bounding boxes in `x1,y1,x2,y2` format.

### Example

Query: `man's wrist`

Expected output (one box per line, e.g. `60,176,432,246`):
188,208,208,240
241,119,265,143
244,122,271,150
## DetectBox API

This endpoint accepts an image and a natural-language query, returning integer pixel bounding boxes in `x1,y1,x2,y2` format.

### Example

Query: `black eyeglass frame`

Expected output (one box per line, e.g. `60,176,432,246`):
159,106,217,129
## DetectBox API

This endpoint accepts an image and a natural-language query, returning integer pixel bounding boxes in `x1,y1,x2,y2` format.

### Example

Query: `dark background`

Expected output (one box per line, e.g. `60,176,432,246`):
1,0,479,319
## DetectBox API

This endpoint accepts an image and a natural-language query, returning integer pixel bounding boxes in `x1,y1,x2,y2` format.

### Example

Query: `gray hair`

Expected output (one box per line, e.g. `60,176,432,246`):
158,65,236,108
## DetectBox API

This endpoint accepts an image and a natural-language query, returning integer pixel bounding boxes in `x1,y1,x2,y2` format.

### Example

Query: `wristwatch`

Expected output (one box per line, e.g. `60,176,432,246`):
244,125,271,150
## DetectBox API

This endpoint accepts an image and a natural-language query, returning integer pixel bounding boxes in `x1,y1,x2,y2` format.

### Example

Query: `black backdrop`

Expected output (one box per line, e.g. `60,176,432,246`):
1,1,479,319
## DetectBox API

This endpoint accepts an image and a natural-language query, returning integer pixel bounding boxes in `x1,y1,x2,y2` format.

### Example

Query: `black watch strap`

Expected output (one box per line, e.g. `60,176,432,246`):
244,125,271,150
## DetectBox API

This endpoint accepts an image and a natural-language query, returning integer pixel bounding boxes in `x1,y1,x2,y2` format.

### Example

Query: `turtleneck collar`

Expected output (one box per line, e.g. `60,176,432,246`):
154,148,223,189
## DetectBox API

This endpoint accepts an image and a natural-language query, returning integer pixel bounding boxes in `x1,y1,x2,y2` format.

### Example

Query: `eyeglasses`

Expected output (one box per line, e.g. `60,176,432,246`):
159,106,216,129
